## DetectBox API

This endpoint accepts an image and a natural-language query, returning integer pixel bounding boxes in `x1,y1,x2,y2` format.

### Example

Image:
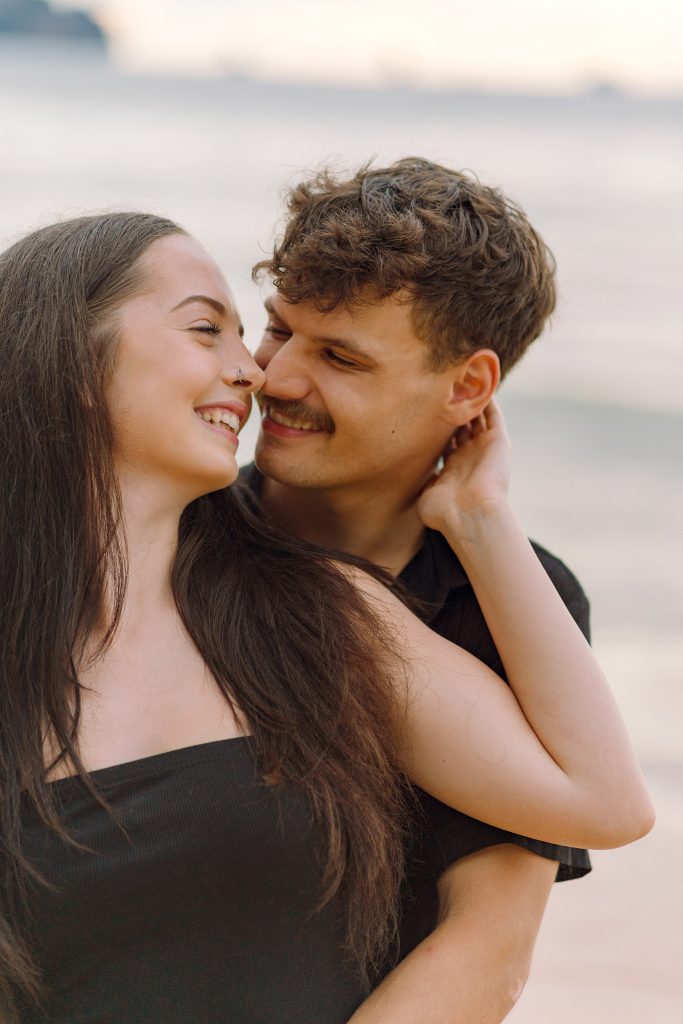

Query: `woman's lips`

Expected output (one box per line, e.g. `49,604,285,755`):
201,418,239,448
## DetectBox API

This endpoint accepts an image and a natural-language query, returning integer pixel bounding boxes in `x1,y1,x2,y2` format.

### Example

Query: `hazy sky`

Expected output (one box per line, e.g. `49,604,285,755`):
57,0,682,93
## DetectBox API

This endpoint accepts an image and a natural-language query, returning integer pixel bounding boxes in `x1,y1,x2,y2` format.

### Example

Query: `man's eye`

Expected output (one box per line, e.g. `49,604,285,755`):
325,349,358,369
265,323,290,340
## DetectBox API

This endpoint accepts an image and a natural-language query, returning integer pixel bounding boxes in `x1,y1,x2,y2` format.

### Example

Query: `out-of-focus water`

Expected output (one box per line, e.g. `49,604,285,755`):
1,39,681,764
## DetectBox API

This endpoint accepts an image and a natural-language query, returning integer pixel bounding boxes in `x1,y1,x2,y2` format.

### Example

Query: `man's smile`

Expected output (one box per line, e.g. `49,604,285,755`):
260,398,334,437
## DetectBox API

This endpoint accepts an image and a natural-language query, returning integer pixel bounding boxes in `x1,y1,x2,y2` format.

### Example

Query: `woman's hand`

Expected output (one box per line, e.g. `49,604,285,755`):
416,399,511,534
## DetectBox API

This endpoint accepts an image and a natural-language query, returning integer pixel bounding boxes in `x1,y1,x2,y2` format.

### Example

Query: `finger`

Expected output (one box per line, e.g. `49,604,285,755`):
441,434,458,457
484,398,507,435
454,424,472,448
469,413,487,438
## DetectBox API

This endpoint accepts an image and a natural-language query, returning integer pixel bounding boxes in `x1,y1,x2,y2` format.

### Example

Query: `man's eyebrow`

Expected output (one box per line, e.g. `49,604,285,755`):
313,332,372,361
263,296,284,321
264,297,372,361
171,294,244,337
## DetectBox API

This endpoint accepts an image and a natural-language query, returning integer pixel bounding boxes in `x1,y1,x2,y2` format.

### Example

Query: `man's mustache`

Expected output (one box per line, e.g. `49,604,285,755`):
259,396,335,434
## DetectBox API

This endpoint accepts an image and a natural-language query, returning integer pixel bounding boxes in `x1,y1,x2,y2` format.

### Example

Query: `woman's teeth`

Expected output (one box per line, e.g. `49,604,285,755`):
197,409,240,432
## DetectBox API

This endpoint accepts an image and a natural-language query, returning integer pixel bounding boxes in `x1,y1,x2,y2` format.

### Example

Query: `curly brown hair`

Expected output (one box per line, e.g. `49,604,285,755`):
254,157,557,377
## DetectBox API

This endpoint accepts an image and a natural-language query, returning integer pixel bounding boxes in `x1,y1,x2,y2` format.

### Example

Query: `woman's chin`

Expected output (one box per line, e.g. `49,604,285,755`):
168,457,240,506
196,458,240,494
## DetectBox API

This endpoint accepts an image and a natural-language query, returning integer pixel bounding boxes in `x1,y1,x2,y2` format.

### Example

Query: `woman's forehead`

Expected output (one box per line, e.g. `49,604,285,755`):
137,234,235,312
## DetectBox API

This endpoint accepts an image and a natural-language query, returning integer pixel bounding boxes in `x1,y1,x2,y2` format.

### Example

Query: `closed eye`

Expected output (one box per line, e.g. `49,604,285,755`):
265,323,291,340
324,349,360,369
193,322,222,336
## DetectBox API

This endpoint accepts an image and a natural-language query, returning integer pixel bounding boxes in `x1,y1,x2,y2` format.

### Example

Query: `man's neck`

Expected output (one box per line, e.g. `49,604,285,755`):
260,475,427,577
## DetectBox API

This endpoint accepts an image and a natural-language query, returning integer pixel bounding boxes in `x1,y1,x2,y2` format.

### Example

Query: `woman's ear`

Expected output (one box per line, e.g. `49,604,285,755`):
445,349,500,426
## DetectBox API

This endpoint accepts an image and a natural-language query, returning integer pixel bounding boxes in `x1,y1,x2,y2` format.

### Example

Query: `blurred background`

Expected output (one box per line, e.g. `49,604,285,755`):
1,1,681,1019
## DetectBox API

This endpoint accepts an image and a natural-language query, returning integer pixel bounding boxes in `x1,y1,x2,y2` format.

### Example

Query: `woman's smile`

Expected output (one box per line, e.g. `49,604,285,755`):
194,402,249,449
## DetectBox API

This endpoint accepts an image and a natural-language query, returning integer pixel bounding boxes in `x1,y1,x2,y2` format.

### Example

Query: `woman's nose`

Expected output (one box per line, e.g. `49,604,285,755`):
225,353,266,394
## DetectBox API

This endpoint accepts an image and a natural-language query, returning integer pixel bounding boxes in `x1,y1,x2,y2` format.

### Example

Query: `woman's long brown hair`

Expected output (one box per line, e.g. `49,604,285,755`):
0,213,410,1019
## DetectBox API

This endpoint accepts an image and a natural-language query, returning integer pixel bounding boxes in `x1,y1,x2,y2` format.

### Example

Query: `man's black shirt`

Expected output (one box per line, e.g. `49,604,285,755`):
395,526,591,961
238,464,591,966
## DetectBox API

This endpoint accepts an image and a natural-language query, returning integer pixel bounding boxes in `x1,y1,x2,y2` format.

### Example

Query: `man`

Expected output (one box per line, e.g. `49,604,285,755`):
241,158,591,1022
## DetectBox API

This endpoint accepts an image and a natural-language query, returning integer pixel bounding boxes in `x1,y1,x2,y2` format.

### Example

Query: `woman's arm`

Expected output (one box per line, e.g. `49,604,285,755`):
357,401,654,849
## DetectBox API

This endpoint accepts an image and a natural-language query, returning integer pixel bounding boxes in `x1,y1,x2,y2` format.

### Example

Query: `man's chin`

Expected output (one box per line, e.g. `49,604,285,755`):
254,441,310,487
257,440,342,490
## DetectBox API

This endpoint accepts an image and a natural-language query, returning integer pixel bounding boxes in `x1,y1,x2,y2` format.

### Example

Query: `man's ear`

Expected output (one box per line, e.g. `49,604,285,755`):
445,349,500,426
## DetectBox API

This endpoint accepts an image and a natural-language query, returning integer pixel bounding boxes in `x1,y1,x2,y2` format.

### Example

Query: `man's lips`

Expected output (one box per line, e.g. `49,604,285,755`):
261,415,325,439
260,400,332,438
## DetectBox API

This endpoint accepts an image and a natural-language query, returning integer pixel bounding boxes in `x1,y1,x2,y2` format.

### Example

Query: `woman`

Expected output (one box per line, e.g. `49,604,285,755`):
0,213,652,1023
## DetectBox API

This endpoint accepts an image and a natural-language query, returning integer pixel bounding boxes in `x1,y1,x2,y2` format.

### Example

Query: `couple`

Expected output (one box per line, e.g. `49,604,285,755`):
1,158,653,1024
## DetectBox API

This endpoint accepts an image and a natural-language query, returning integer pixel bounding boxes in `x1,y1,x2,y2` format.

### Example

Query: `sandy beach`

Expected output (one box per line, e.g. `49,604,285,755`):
501,395,683,1020
508,763,683,1022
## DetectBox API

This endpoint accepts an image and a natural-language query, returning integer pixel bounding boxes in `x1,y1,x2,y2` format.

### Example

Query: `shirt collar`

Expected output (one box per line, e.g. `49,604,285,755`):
238,462,470,613
398,526,470,610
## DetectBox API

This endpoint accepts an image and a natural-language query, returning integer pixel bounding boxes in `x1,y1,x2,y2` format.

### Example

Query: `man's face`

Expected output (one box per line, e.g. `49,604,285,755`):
253,292,459,492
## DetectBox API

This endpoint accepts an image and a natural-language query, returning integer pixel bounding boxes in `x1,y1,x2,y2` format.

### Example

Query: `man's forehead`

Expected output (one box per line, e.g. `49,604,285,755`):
268,288,418,337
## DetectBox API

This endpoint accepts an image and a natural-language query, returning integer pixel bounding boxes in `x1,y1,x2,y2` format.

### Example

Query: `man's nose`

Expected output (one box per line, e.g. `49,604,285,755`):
260,342,310,399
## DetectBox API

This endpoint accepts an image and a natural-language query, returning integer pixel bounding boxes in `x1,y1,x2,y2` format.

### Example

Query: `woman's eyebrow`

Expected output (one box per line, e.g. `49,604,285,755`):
171,295,245,337
171,295,227,317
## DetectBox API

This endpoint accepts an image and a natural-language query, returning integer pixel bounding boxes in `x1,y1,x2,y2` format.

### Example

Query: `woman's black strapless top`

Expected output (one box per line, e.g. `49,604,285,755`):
17,738,368,1023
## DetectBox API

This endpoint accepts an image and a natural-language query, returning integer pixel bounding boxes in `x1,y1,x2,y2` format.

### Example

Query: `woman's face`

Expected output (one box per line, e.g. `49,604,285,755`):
106,233,264,501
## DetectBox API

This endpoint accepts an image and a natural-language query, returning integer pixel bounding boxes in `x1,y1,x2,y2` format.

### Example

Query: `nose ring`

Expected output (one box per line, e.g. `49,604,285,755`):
234,367,248,386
